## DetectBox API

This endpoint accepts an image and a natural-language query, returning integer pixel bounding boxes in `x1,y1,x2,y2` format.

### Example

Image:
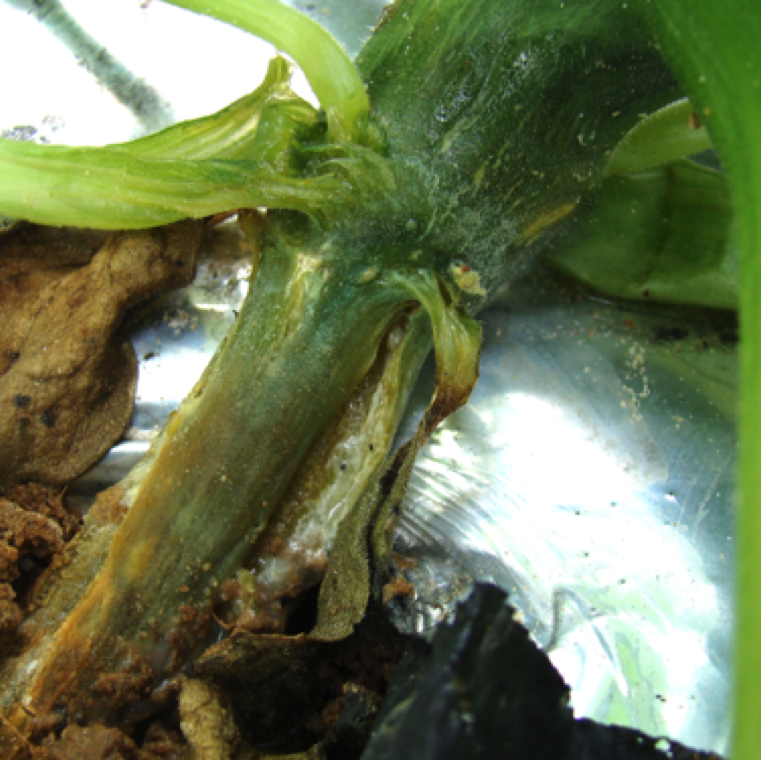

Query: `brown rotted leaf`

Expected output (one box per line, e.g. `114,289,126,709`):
187,606,404,756
188,633,325,753
0,220,202,486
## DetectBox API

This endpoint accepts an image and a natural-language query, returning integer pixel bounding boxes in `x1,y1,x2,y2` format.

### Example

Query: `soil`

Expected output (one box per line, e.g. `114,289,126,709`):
0,221,201,486
0,484,81,637
32,722,185,760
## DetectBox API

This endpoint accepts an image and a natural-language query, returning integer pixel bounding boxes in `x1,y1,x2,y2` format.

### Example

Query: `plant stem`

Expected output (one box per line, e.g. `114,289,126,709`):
0,0,696,744
3,219,423,725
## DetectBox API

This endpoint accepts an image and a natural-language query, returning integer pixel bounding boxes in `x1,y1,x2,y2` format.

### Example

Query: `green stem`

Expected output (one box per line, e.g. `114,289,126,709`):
5,221,420,724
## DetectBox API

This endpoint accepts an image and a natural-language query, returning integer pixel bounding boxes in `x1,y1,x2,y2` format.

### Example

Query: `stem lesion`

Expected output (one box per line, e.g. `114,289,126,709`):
220,306,431,632
0,226,431,728
0,214,486,736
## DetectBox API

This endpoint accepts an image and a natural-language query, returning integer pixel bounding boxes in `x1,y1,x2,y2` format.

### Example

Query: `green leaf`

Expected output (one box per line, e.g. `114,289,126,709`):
165,0,370,141
634,1,761,757
0,57,339,229
604,98,712,176
119,57,315,164
0,141,346,228
552,159,737,310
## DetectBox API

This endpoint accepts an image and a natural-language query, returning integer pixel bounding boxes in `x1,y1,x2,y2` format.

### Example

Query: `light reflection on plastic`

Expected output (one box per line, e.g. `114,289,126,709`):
0,3,138,144
195,303,231,312
414,387,723,745
137,351,213,405
2,0,318,144
494,392,638,507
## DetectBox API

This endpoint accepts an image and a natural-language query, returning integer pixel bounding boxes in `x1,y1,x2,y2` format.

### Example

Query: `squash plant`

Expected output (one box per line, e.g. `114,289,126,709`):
0,0,756,755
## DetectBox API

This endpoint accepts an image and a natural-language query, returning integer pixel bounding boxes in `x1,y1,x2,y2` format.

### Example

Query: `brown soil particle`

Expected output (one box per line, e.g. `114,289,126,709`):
88,485,130,526
32,721,185,759
392,553,417,572
33,723,143,759
0,540,19,581
0,501,65,564
0,484,80,635
0,582,23,633
140,722,186,760
0,220,202,486
94,665,154,711
381,575,414,606
4,484,79,540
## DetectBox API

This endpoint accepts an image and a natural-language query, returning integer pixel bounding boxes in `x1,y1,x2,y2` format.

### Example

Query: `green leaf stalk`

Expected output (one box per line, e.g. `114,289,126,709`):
630,2,761,758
